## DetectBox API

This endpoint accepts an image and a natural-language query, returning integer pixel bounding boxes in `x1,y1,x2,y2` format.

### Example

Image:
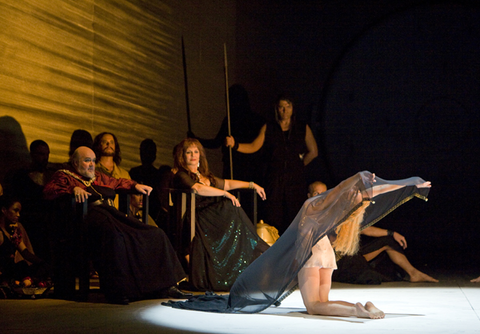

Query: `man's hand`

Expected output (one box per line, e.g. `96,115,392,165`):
135,184,152,195
73,187,91,203
393,232,408,249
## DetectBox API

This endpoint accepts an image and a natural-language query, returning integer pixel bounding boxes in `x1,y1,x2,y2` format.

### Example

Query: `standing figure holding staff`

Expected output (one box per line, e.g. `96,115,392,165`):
226,93,318,235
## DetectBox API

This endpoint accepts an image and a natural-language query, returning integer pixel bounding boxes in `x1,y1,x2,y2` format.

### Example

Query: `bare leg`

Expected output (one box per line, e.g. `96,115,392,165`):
363,246,438,283
318,268,333,302
298,267,384,319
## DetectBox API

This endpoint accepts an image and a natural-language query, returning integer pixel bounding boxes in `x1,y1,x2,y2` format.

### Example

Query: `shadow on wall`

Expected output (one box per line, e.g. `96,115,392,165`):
0,116,30,183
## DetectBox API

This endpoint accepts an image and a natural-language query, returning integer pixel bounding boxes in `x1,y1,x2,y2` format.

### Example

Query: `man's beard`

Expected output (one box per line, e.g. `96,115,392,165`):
101,148,115,157
78,168,95,179
85,169,95,179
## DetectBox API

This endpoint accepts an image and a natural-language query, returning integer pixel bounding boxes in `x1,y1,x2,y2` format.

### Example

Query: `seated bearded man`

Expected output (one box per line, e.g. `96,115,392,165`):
43,146,191,304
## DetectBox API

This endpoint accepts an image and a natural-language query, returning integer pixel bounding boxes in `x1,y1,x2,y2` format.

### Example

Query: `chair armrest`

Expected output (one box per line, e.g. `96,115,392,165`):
167,188,196,241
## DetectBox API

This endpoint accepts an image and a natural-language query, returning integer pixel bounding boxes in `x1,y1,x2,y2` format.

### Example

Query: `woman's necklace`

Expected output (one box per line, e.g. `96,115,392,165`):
194,170,206,185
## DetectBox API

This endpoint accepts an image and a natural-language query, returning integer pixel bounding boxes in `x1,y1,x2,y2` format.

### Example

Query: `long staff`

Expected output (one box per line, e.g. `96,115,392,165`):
182,36,192,133
224,43,233,179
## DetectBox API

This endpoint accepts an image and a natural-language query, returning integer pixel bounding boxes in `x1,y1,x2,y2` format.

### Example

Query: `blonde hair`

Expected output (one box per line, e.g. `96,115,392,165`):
332,201,370,256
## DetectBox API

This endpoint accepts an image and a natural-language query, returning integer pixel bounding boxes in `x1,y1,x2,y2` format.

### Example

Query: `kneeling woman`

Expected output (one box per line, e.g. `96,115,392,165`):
173,138,270,291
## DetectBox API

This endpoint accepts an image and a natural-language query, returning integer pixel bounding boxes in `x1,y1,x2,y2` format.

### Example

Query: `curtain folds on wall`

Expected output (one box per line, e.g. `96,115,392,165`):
0,0,185,179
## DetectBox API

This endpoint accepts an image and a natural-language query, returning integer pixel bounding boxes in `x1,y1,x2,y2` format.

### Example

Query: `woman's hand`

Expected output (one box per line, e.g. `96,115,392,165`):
252,183,267,201
416,181,431,188
224,191,241,207
135,184,153,195
225,136,235,148
73,187,91,203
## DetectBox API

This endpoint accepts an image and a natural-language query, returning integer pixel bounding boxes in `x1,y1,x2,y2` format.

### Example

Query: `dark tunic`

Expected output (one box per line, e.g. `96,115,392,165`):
262,120,308,234
173,170,269,291
43,167,186,300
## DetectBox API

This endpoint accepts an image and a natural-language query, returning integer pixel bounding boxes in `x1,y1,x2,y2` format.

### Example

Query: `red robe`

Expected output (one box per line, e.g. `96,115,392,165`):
43,167,137,200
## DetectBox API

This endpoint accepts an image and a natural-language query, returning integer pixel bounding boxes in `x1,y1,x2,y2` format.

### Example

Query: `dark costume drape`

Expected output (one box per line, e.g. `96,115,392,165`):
164,171,429,313
173,170,269,291
43,167,186,300
262,120,308,235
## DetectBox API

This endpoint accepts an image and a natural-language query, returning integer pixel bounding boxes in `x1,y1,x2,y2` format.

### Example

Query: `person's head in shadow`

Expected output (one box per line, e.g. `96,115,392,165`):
29,140,50,172
308,181,327,198
69,129,93,157
274,92,296,124
0,116,29,181
229,84,252,119
140,139,156,166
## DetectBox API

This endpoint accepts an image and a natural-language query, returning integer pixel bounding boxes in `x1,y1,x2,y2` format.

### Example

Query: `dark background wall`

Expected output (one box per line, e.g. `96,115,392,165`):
236,0,480,271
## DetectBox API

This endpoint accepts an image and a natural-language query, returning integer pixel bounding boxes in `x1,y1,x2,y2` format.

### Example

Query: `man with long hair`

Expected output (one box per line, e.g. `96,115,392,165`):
93,132,130,180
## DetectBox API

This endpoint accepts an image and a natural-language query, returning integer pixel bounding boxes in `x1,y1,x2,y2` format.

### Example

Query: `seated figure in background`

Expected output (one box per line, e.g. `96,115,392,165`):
129,138,170,225
3,140,58,262
93,132,131,210
93,132,130,179
43,146,191,304
129,193,157,227
1,195,52,294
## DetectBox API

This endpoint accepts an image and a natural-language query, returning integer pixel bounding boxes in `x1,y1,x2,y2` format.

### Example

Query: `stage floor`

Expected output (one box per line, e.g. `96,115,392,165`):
1,274,479,333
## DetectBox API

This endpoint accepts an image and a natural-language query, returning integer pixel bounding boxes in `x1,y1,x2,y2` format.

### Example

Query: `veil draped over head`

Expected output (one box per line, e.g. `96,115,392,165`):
164,171,430,313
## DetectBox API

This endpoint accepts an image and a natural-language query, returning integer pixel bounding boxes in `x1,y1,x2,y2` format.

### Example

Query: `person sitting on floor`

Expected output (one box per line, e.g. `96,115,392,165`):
1,195,52,295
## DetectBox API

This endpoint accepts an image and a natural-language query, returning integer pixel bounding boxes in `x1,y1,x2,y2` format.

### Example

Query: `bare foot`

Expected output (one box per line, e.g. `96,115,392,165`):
409,270,439,283
365,301,385,319
470,276,480,283
355,302,384,319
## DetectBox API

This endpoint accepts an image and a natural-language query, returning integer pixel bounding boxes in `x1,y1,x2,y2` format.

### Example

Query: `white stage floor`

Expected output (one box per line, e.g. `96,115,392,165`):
1,278,480,333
